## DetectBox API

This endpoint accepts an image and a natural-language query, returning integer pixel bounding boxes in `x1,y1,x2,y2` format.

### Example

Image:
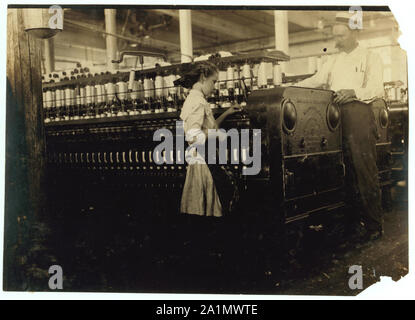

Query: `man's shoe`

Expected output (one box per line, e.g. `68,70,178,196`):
361,228,383,243
367,230,383,241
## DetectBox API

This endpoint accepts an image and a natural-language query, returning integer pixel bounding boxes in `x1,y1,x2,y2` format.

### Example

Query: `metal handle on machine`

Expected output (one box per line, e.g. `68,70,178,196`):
341,162,346,177
284,169,295,186
111,51,166,64
300,137,306,148
387,151,393,166
240,77,250,102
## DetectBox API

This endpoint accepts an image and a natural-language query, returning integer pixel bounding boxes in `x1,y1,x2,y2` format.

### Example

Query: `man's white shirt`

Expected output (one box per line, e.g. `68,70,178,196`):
298,44,384,102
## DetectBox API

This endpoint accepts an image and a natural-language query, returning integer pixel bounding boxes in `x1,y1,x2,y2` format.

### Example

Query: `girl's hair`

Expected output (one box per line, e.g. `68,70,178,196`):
174,59,219,89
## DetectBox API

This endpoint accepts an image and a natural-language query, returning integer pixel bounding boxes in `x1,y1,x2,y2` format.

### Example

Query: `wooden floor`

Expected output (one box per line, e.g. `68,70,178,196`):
8,184,408,295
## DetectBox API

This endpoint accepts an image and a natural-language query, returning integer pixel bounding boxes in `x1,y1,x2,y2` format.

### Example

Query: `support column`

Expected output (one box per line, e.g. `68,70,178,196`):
274,11,289,83
43,38,55,74
105,9,118,71
179,10,193,63
6,8,47,290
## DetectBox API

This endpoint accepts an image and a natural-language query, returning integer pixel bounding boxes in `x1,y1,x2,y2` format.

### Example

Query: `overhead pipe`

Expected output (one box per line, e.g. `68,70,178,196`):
111,50,167,64
64,19,172,54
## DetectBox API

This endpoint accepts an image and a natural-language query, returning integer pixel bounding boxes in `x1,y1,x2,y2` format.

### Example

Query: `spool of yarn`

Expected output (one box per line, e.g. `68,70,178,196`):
226,66,235,89
273,64,283,85
117,81,128,101
257,61,267,88
155,75,164,98
106,82,116,101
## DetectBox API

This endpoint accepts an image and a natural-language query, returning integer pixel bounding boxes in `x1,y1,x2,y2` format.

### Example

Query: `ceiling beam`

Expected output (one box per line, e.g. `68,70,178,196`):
54,44,106,66
197,15,398,54
55,25,107,49
287,11,318,29
263,10,319,30
64,19,177,53
147,21,217,49
265,10,395,30
151,9,264,40
227,10,275,33
195,27,332,54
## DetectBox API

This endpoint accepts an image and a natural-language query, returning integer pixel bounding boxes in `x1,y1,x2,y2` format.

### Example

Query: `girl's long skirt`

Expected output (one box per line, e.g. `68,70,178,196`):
179,163,239,277
180,163,223,217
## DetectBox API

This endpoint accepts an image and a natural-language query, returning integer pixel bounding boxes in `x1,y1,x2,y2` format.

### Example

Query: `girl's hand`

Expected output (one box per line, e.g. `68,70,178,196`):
225,104,242,116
